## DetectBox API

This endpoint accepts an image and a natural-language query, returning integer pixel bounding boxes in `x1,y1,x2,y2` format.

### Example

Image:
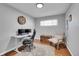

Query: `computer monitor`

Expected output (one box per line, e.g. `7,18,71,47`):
18,29,31,35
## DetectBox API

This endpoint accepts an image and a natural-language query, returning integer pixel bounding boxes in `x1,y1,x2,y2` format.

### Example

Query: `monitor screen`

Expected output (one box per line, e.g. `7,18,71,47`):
25,29,31,33
18,29,31,35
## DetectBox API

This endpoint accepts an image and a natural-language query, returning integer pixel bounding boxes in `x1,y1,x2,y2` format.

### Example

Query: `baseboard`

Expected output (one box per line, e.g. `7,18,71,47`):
66,41,74,56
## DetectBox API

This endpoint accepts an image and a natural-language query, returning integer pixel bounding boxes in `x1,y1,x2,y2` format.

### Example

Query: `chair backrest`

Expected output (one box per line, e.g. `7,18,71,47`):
31,29,36,40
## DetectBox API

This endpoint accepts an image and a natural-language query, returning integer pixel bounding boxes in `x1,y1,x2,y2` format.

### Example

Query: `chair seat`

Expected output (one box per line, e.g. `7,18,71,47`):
48,38,58,44
22,39,32,45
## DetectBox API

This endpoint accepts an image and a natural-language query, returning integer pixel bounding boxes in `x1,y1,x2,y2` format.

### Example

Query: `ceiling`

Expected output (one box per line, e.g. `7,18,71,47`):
8,3,71,18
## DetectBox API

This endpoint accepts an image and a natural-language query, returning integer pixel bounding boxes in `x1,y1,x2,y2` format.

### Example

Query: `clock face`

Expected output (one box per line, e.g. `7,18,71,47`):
18,16,26,25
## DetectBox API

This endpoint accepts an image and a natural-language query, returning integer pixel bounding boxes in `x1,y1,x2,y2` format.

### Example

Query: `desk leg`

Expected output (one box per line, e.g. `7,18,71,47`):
15,38,21,53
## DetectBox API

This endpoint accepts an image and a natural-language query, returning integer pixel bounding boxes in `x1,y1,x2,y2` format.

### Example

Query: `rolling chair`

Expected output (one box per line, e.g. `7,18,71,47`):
22,29,36,52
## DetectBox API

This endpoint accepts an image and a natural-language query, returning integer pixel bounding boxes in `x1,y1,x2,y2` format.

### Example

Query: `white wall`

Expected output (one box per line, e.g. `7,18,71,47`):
35,14,65,39
65,4,79,56
0,4,35,54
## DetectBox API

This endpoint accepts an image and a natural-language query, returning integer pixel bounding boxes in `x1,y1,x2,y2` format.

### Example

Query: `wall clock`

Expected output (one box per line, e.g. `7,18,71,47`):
18,16,26,25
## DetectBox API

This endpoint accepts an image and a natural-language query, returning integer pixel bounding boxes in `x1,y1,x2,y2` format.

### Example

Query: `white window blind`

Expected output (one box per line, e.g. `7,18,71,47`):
40,19,58,26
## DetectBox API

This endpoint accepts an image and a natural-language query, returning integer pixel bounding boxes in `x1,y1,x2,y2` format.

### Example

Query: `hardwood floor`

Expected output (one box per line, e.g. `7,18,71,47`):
55,48,71,56
3,50,17,56
34,40,71,56
3,40,71,56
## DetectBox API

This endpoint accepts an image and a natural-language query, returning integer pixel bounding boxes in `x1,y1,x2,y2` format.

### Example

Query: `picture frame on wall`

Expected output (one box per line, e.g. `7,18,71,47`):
68,14,72,22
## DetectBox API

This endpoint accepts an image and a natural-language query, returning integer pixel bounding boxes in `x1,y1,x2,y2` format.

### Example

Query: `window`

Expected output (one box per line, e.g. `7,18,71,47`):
40,19,58,26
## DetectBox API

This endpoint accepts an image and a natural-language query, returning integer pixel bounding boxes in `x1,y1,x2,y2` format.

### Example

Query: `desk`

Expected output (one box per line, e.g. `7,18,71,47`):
11,34,32,52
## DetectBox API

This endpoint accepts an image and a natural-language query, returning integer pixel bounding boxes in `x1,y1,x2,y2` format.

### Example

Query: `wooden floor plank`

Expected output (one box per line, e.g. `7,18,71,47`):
3,50,17,56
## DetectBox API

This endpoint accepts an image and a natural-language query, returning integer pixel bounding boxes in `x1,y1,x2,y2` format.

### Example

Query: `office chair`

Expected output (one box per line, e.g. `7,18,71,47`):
22,29,36,52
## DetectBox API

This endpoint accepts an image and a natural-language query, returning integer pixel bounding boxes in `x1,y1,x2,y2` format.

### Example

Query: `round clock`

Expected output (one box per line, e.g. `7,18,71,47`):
18,16,26,25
